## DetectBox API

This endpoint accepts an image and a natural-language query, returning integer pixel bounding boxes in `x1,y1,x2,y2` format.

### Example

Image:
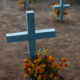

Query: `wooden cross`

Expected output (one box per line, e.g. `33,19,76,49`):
6,11,56,58
53,0,70,22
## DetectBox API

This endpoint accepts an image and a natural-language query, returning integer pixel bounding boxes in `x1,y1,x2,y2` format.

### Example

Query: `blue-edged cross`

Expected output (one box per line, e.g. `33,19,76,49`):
6,11,56,58
53,0,70,22
26,0,29,9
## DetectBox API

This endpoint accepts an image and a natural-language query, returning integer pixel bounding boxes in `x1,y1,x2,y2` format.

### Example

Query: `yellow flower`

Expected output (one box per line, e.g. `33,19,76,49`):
34,60,38,63
32,63,35,68
28,68,31,72
50,5,53,8
37,75,42,80
41,64,46,67
37,51,42,56
48,56,54,62
45,49,50,52
38,58,42,62
52,63,57,68
24,75,28,78
24,59,28,63
39,69,44,73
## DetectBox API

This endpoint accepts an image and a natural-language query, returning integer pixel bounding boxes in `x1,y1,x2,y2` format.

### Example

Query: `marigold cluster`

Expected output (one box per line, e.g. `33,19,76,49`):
51,3,68,17
24,49,68,80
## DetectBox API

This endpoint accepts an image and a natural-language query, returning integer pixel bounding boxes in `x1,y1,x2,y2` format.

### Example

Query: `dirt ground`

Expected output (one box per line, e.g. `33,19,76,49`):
0,0,80,80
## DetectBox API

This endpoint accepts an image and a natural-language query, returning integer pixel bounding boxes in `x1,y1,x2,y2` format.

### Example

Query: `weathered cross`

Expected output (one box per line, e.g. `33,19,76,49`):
6,11,56,58
53,0,70,22
26,0,29,9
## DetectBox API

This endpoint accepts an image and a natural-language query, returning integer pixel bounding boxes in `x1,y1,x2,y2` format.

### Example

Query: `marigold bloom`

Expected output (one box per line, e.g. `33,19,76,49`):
48,56,54,62
39,69,44,73
41,64,46,67
59,62,63,67
45,49,50,52
24,63,28,67
38,58,42,62
28,68,31,72
24,75,28,78
64,64,68,67
52,63,57,68
32,63,35,68
24,59,28,63
61,58,67,62
63,9,68,15
37,75,42,80
34,60,38,63
60,67,64,71
50,5,53,8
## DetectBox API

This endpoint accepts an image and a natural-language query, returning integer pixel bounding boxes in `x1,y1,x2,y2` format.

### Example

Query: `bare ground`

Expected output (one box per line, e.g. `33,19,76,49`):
0,0,80,80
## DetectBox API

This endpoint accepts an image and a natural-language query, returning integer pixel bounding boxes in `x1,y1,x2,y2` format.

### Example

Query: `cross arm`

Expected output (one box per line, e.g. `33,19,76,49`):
53,4,70,9
6,31,28,43
63,4,70,8
53,5,61,9
35,28,56,39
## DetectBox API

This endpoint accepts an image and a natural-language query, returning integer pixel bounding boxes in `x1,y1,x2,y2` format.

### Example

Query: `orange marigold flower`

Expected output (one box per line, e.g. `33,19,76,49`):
24,63,28,67
50,5,53,8
54,3,59,6
39,69,44,73
64,64,68,67
45,49,50,52
48,56,54,62
24,75,28,78
60,67,64,71
34,60,38,63
24,59,28,63
52,63,57,68
37,75,42,80
61,58,67,62
59,62,63,66
41,64,46,67
38,58,42,62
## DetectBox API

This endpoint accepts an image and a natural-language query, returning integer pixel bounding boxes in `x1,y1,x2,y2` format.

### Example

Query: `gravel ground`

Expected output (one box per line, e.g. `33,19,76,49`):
0,0,80,80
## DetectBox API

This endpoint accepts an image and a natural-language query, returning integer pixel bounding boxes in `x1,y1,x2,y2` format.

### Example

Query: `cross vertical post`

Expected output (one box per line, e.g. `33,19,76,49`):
26,11,36,58
6,11,56,58
26,0,29,9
